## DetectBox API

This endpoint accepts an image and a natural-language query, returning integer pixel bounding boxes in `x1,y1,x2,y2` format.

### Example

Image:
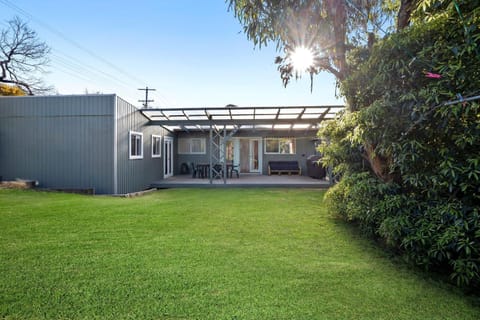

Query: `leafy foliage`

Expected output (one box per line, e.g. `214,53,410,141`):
322,0,480,288
227,0,398,82
0,83,26,96
229,0,480,289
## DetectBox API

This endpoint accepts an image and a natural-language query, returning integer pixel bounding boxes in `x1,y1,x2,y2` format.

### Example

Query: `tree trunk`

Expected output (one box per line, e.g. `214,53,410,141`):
397,0,419,30
363,143,396,183
325,0,347,80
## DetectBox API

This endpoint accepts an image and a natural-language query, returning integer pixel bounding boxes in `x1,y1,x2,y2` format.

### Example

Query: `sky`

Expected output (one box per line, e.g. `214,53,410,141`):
0,0,343,108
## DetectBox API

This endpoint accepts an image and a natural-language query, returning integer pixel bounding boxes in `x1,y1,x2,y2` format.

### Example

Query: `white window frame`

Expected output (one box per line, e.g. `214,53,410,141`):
129,131,143,160
264,137,296,154
151,135,162,158
178,138,206,154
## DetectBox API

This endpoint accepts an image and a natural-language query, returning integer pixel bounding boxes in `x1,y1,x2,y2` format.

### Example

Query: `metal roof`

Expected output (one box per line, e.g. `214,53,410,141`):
141,105,344,132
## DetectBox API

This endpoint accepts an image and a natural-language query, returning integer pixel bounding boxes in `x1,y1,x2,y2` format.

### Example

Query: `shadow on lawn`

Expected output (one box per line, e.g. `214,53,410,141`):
327,214,480,305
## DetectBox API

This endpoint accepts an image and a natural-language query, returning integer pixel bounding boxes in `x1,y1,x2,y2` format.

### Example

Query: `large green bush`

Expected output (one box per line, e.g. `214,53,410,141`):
321,0,480,288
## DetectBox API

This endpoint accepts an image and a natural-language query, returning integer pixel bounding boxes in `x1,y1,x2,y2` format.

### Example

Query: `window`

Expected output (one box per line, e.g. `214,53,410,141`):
265,137,296,154
151,135,162,158
178,138,206,154
129,131,143,159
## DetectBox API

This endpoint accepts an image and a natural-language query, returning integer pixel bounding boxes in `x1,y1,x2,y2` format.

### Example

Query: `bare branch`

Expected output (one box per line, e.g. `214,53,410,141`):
0,16,51,95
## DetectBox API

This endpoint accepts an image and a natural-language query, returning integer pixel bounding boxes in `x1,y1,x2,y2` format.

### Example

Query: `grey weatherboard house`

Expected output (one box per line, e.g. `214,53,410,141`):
0,94,342,194
0,95,169,194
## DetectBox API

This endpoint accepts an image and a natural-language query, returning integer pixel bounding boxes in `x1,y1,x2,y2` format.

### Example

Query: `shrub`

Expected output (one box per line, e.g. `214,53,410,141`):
322,1,480,288
326,172,398,238
379,197,480,287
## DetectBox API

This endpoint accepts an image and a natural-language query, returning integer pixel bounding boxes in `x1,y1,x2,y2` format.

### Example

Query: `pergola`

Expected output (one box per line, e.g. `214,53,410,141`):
140,105,344,183
141,105,343,132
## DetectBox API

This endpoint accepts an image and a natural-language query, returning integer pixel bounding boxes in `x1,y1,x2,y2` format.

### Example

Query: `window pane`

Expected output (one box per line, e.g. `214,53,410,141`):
130,132,143,157
253,140,259,170
152,136,161,156
278,138,295,154
265,138,278,153
178,138,190,154
191,139,203,153
131,135,136,155
178,138,205,154
135,135,142,156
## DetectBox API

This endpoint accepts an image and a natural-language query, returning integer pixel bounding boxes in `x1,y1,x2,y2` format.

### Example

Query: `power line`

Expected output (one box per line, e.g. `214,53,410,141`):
0,0,146,85
51,50,173,106
0,0,174,106
1,17,130,91
51,50,136,89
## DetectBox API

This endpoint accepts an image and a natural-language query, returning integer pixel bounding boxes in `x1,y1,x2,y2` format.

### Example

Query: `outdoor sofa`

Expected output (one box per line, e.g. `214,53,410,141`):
268,161,302,176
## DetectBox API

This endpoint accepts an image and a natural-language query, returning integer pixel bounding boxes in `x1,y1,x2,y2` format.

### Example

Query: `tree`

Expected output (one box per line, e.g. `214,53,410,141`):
228,0,418,180
322,0,480,287
0,17,50,95
227,1,416,84
230,0,480,288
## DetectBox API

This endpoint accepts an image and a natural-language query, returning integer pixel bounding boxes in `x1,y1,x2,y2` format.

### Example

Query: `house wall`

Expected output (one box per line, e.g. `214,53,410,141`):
0,95,115,193
174,130,318,175
234,131,317,175
175,132,210,174
261,133,317,175
115,97,170,194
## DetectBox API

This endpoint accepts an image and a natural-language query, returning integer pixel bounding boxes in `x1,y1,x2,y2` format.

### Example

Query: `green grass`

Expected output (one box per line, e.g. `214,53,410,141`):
0,188,478,319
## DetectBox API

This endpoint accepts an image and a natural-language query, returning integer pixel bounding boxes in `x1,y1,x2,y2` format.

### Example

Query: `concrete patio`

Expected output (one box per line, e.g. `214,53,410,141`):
151,174,331,189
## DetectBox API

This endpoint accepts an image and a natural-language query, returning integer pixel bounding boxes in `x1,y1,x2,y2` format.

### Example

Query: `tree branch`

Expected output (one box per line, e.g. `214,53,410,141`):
0,16,50,95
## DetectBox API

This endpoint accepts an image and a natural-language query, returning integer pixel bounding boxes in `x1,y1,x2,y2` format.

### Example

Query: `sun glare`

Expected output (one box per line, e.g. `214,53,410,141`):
291,46,314,72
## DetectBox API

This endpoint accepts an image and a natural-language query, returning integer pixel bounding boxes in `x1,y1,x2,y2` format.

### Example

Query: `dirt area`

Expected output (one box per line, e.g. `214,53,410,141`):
0,180,37,190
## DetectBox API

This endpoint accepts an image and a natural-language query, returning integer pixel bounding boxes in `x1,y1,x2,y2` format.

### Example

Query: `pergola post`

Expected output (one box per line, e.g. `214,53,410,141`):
209,124,227,184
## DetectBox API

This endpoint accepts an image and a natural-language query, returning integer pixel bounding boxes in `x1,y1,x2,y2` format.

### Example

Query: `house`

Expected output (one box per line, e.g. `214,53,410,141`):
0,94,343,194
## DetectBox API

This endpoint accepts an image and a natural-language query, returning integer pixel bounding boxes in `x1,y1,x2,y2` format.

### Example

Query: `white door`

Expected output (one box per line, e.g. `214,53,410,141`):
239,138,262,173
164,137,173,178
249,139,261,173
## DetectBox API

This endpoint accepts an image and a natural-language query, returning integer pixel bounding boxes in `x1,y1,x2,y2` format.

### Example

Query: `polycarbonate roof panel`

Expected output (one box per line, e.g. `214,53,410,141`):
280,108,304,114
301,114,322,119
140,105,344,131
292,124,311,129
278,114,298,119
254,114,277,120
273,124,292,129
258,108,280,114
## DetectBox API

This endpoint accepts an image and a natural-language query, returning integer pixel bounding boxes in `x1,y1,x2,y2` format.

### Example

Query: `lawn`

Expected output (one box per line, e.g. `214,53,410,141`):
0,189,478,319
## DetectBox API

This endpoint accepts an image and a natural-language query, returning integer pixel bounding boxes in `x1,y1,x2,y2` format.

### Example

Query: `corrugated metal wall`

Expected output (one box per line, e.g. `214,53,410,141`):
0,95,115,193
115,97,168,194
